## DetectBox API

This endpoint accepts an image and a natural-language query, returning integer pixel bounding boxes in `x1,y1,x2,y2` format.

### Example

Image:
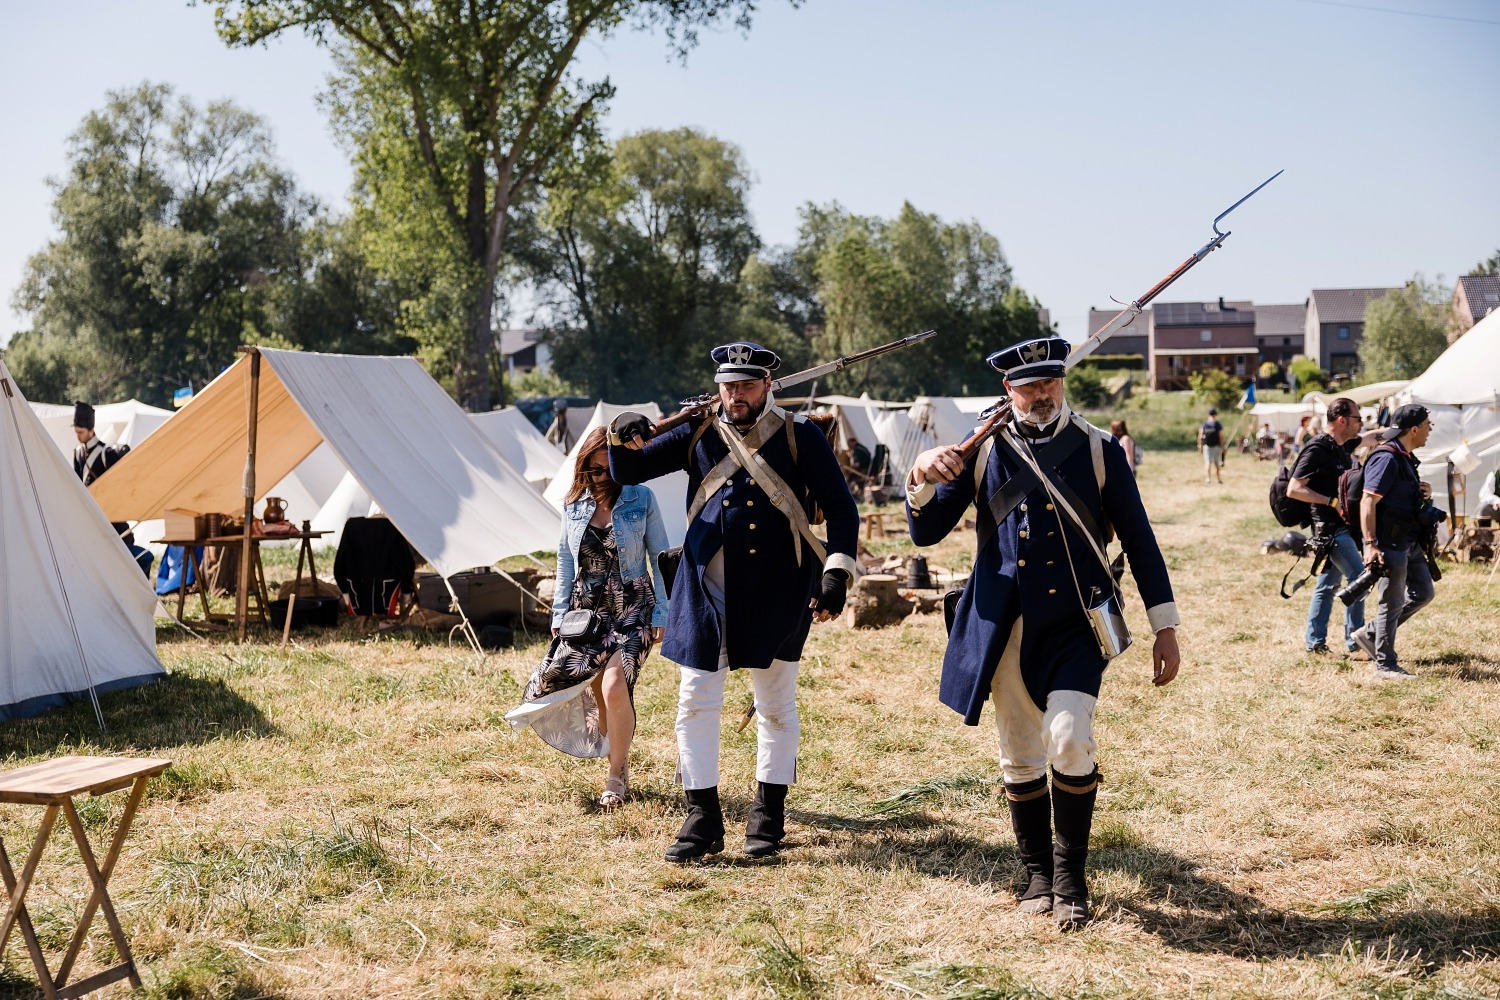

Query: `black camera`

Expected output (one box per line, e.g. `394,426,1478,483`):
1337,562,1385,606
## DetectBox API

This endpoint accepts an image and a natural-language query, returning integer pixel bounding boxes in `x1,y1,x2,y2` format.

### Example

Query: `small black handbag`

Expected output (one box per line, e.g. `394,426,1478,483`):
557,608,606,644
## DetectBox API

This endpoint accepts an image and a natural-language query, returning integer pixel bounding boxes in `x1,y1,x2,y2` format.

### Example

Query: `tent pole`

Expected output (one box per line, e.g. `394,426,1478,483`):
237,348,261,643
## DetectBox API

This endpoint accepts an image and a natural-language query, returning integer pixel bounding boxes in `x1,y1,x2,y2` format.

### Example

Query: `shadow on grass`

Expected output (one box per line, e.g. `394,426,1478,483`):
1108,842,1500,967
0,673,274,757
1411,650,1500,684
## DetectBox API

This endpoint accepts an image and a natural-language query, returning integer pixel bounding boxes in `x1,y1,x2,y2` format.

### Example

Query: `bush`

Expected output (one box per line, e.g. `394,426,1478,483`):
1288,358,1324,393
1066,366,1108,409
1188,369,1242,412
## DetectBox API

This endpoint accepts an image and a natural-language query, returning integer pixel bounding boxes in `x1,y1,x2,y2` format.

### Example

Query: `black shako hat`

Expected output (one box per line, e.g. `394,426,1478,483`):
1381,403,1430,441
712,341,781,384
986,336,1069,385
72,401,95,430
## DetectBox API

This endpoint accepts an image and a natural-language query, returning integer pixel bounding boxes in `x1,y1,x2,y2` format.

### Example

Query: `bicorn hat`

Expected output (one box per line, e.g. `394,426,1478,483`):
985,336,1069,385
711,341,781,384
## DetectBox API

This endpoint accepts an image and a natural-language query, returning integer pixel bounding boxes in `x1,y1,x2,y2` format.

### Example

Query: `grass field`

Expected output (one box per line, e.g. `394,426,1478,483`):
3,448,1499,999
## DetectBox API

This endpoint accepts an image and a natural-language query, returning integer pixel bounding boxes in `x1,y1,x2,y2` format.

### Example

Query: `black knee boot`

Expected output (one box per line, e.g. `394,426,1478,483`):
1051,767,1099,926
744,782,787,859
665,786,725,863
1004,775,1053,915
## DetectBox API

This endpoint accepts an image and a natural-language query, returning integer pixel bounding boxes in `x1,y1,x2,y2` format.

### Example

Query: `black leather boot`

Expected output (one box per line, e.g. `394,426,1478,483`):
1004,775,1053,916
1051,767,1099,927
744,782,788,859
665,786,725,863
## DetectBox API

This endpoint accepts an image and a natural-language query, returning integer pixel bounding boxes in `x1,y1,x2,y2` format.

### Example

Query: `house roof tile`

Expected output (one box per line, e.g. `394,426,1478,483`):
1457,275,1500,322
1152,300,1255,327
1253,303,1306,337
1308,287,1395,324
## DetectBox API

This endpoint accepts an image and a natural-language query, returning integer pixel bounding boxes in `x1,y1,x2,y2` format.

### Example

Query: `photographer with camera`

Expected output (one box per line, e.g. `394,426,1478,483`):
1287,397,1368,657
1352,404,1438,679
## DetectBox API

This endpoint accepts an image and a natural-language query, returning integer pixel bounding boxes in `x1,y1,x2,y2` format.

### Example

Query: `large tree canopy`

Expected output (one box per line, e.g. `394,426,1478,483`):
1358,275,1451,382
9,82,346,406
214,0,770,410
525,127,784,402
806,201,1041,399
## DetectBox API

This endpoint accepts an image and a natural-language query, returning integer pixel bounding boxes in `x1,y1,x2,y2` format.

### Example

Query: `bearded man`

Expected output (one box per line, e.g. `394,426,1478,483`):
905,336,1181,925
609,342,859,862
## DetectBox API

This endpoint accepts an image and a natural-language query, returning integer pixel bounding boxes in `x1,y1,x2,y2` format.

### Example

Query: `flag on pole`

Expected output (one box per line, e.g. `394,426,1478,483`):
173,386,193,408
1238,380,1257,410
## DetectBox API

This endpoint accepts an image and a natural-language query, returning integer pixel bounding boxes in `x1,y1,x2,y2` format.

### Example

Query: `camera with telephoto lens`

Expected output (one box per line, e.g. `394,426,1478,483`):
1337,561,1385,607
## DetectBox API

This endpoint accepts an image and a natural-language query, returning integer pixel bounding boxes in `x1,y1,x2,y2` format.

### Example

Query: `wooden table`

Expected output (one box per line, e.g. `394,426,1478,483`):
0,755,171,999
155,526,329,639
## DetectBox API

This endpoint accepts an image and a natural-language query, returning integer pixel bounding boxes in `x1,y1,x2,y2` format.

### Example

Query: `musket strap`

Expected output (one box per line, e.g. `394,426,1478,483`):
684,411,782,526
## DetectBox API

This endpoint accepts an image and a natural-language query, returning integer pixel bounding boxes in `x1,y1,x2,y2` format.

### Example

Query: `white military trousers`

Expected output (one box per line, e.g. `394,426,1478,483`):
676,550,800,789
990,619,1098,783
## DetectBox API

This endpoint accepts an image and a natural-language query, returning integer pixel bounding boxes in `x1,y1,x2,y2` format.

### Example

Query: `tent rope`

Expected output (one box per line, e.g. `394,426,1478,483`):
3,376,106,731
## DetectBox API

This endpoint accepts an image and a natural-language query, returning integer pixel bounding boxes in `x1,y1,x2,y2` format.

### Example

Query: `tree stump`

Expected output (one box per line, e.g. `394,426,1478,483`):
842,574,916,629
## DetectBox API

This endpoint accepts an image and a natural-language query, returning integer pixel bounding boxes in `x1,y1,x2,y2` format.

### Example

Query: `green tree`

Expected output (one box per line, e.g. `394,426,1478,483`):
1065,366,1107,409
10,83,317,405
808,201,1036,398
214,0,772,411
1469,249,1500,276
1188,369,1241,412
522,128,772,403
1358,275,1450,381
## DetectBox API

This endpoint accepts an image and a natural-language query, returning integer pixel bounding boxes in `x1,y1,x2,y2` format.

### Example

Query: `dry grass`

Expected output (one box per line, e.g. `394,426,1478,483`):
2,449,1499,998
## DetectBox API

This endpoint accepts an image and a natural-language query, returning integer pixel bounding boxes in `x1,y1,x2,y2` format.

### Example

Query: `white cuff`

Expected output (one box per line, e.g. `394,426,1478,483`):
824,552,859,581
906,479,936,508
1146,602,1180,633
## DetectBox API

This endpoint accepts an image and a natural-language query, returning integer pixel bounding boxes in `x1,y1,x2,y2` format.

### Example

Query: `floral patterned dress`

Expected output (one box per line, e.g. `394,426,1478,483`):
508,522,657,758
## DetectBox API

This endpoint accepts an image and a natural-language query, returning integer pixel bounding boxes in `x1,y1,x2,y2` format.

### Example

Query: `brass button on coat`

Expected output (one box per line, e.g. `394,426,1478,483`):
722,499,730,507
749,549,757,555
1017,559,1026,567
1048,588,1057,595
749,523,757,530
746,500,755,507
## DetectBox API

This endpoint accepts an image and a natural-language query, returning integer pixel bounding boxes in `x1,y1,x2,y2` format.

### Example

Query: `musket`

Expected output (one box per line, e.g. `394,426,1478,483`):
953,169,1284,461
628,330,938,441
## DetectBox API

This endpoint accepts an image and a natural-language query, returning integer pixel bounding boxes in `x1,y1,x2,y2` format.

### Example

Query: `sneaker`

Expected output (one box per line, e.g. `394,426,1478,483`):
1306,643,1332,655
1351,629,1377,661
1348,647,1372,662
1374,664,1414,680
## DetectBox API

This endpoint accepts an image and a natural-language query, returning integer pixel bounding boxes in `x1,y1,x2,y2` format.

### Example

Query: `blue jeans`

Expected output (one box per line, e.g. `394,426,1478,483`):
1304,528,1366,650
1371,540,1436,671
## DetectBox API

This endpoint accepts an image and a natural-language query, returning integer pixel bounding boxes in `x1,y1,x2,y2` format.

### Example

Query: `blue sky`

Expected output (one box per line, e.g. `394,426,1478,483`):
2,0,1496,350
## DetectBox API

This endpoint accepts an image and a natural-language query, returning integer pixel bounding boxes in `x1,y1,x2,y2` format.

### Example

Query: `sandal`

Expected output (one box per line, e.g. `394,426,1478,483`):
599,775,628,810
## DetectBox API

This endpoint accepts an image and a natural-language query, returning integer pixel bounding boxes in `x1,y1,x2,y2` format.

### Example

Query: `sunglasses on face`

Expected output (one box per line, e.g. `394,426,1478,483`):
582,464,610,479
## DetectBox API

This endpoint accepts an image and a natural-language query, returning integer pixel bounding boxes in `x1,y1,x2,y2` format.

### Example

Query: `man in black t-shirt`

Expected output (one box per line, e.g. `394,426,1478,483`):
1197,407,1223,484
1287,397,1367,656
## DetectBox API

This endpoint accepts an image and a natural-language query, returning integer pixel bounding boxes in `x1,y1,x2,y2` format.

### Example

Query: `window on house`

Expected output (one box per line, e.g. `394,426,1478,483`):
1337,325,1350,339
1200,330,1212,342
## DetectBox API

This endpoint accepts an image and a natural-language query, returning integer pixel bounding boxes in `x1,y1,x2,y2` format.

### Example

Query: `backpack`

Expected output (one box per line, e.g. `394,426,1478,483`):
1269,465,1311,528
1339,443,1406,542
1201,420,1222,448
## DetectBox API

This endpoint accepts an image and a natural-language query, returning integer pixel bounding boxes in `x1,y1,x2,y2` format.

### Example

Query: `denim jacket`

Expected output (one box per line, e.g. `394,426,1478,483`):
553,484,670,628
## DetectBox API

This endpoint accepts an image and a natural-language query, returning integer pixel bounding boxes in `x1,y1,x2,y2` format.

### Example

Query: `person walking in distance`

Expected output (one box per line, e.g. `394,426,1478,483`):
1198,407,1224,484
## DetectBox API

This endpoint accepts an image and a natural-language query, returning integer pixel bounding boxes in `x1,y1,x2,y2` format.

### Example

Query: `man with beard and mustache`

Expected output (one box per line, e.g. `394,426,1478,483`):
905,337,1181,926
609,342,859,863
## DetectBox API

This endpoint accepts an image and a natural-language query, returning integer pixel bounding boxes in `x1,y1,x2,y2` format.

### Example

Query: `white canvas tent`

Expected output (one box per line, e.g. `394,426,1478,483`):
1,360,165,721
1396,310,1500,504
543,402,689,547
471,407,564,487
89,349,563,584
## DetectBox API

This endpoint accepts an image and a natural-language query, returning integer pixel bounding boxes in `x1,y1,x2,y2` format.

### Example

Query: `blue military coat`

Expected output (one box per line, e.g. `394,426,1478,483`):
609,406,859,671
908,416,1177,724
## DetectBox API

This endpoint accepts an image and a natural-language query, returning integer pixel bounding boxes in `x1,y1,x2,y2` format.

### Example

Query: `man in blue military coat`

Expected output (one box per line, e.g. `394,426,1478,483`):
610,342,859,862
906,336,1181,925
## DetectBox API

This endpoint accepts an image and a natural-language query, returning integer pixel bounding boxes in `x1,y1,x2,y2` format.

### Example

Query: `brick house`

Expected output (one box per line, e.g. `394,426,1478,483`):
1147,300,1256,390
1303,287,1394,375
1449,274,1500,341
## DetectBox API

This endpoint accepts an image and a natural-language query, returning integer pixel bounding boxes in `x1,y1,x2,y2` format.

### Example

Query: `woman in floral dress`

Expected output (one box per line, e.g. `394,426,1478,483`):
506,427,670,808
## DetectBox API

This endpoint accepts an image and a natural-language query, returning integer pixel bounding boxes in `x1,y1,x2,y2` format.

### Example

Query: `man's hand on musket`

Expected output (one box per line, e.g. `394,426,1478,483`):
1152,627,1180,687
911,445,965,486
615,412,655,451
